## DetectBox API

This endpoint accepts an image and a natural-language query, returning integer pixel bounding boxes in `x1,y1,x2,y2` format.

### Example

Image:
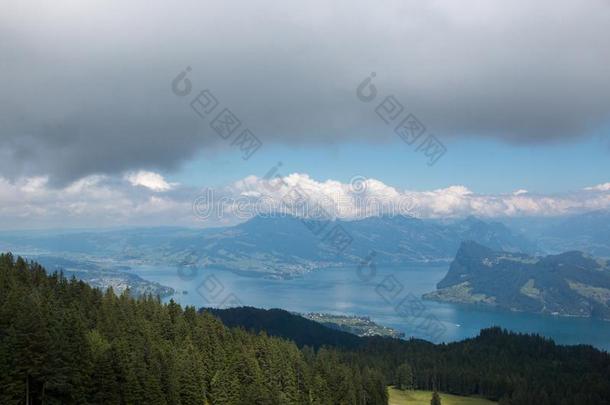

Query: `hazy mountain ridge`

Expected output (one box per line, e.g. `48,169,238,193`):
0,215,536,277
424,241,610,320
539,210,610,257
502,210,610,257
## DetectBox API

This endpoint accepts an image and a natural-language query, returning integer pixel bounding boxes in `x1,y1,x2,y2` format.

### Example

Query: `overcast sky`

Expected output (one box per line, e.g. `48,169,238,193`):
1,0,609,228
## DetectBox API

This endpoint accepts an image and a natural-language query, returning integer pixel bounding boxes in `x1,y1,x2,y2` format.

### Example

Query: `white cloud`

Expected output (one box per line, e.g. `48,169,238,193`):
0,173,609,230
0,174,190,229
584,182,610,192
20,177,49,194
213,174,610,220
124,171,176,192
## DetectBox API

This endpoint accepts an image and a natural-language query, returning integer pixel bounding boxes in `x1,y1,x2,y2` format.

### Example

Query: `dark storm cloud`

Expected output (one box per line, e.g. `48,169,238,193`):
1,0,610,183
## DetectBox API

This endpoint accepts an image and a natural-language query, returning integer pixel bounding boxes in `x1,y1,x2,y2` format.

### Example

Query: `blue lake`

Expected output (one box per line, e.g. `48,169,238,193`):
130,264,610,351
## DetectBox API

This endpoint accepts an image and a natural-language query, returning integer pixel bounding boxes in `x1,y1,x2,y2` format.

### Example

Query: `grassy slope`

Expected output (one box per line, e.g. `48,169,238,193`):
388,387,497,405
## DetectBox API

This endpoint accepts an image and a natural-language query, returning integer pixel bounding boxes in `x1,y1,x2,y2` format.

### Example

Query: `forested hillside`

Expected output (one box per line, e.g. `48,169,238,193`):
0,253,387,404
213,307,610,405
2,253,610,405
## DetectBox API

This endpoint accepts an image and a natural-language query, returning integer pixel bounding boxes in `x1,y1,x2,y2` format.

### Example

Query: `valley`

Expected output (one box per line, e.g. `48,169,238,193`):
3,213,610,350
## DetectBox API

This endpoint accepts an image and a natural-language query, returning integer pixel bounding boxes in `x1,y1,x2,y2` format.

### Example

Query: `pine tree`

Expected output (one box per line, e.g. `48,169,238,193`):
45,306,91,403
88,331,121,404
210,366,240,405
13,290,50,404
396,362,414,390
177,338,205,405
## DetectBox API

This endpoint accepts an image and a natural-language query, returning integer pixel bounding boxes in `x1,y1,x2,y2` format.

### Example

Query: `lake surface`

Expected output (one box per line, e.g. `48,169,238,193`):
130,264,610,351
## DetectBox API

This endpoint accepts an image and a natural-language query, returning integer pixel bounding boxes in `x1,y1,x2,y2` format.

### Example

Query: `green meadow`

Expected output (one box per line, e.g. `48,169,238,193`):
388,387,497,405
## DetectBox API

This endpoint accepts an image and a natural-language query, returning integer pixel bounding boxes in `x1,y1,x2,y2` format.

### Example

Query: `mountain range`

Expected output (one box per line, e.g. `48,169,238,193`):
424,241,610,320
0,214,536,277
503,210,610,257
3,211,608,279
